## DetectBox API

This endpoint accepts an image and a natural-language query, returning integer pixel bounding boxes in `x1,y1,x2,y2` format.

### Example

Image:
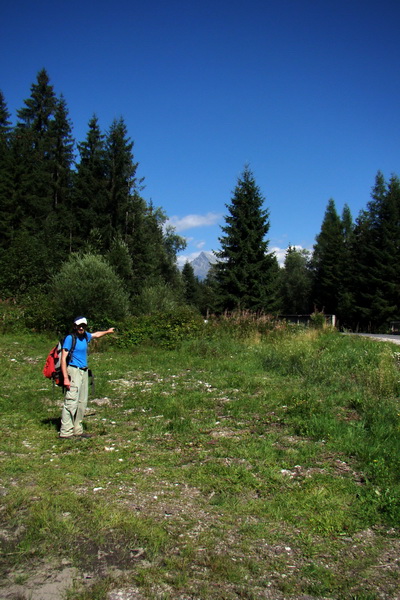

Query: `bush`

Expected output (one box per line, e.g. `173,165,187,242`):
117,306,204,349
206,311,291,340
132,282,183,315
19,288,59,332
310,310,327,329
51,253,130,330
0,300,27,333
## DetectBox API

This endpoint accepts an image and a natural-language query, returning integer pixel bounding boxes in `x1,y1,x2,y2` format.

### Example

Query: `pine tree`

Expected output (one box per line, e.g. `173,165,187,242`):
73,115,108,247
17,68,56,135
378,176,400,324
104,117,139,247
3,70,76,294
182,261,200,307
44,94,76,256
352,172,400,330
0,91,14,250
106,235,134,294
132,203,184,291
215,166,278,312
337,204,355,326
311,199,344,316
280,246,312,314
0,91,12,139
14,68,58,226
50,95,74,211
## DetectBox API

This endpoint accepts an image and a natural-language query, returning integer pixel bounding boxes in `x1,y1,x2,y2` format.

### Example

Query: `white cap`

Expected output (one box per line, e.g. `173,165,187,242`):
74,316,87,326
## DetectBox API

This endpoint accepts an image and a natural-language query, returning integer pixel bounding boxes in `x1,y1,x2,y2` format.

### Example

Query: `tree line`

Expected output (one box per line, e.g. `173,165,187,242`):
212,167,400,332
0,69,399,332
0,70,185,312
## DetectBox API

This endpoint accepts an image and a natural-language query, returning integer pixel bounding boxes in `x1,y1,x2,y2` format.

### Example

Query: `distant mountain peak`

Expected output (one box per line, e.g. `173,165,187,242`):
190,251,218,280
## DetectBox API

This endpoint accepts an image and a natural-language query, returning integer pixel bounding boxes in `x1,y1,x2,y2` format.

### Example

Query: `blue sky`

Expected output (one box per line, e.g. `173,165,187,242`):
2,0,400,266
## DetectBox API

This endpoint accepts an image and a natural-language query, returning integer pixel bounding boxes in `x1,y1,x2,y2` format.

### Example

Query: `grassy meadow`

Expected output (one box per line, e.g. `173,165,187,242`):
1,322,400,599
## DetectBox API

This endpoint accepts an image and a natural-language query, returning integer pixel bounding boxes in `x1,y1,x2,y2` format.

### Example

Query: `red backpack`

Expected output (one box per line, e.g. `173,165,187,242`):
43,335,77,387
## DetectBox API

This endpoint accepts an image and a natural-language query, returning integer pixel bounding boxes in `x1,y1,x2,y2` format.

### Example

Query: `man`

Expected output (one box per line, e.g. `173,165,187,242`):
59,316,115,439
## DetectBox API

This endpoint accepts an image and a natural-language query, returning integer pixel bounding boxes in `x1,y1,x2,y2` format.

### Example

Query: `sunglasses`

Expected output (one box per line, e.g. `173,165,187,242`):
76,323,87,329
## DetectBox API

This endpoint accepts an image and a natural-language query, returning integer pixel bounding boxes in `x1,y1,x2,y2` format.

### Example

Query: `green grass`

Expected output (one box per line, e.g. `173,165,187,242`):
1,328,400,599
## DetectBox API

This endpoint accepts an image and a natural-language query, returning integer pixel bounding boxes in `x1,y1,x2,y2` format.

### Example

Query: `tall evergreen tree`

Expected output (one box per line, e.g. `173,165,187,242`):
130,203,184,291
0,91,12,139
337,204,356,326
44,94,75,255
280,246,312,314
182,261,200,307
311,199,345,316
73,115,108,246
215,166,278,312
104,117,139,247
3,70,75,294
0,91,14,249
14,68,58,226
352,172,400,330
75,116,185,296
16,68,56,136
50,95,74,211
105,234,135,298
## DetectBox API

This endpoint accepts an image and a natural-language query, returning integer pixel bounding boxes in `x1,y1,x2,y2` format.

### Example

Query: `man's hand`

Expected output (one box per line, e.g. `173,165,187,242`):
64,377,71,389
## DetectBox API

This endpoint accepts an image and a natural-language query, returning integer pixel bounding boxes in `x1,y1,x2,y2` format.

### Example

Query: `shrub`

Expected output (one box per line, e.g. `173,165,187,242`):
0,300,27,333
51,253,130,330
205,310,293,341
117,306,204,349
19,287,59,332
310,310,327,329
132,282,183,315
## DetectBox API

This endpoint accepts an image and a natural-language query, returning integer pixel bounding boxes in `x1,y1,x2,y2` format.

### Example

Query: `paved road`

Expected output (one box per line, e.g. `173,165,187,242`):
343,333,400,345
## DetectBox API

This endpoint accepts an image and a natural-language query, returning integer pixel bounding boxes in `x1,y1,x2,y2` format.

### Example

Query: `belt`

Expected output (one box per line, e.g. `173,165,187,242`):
69,365,88,371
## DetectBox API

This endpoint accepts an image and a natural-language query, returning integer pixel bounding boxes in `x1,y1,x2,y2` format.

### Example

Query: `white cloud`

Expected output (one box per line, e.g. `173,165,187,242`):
269,247,284,266
167,212,221,232
271,245,312,267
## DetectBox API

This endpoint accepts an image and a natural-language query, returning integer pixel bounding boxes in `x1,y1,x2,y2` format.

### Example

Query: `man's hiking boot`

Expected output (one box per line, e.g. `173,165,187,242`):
75,433,93,439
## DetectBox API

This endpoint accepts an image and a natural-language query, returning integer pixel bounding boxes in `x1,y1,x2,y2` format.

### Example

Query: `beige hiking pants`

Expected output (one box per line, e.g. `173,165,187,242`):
60,367,89,438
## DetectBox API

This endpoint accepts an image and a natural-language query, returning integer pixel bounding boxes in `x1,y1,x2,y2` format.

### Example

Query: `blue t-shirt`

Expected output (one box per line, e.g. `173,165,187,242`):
63,333,92,368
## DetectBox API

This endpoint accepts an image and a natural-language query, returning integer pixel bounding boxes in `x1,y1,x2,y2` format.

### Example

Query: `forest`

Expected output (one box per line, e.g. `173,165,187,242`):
0,69,399,332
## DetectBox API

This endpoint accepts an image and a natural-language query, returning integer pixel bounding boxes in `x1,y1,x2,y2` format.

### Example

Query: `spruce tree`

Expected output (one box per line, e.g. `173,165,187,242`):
0,91,14,250
14,68,58,227
2,70,77,294
215,166,278,312
280,246,312,314
104,117,139,247
0,69,84,297
311,200,356,327
106,235,134,294
13,69,74,241
352,172,400,330
16,68,56,135
132,203,184,291
44,94,75,257
74,115,108,247
182,261,200,307
311,199,344,316
337,204,355,326
50,95,75,211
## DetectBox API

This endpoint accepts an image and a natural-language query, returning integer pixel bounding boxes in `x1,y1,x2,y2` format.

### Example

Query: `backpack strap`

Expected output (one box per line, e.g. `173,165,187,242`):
69,333,77,364
59,334,77,393
61,333,78,366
